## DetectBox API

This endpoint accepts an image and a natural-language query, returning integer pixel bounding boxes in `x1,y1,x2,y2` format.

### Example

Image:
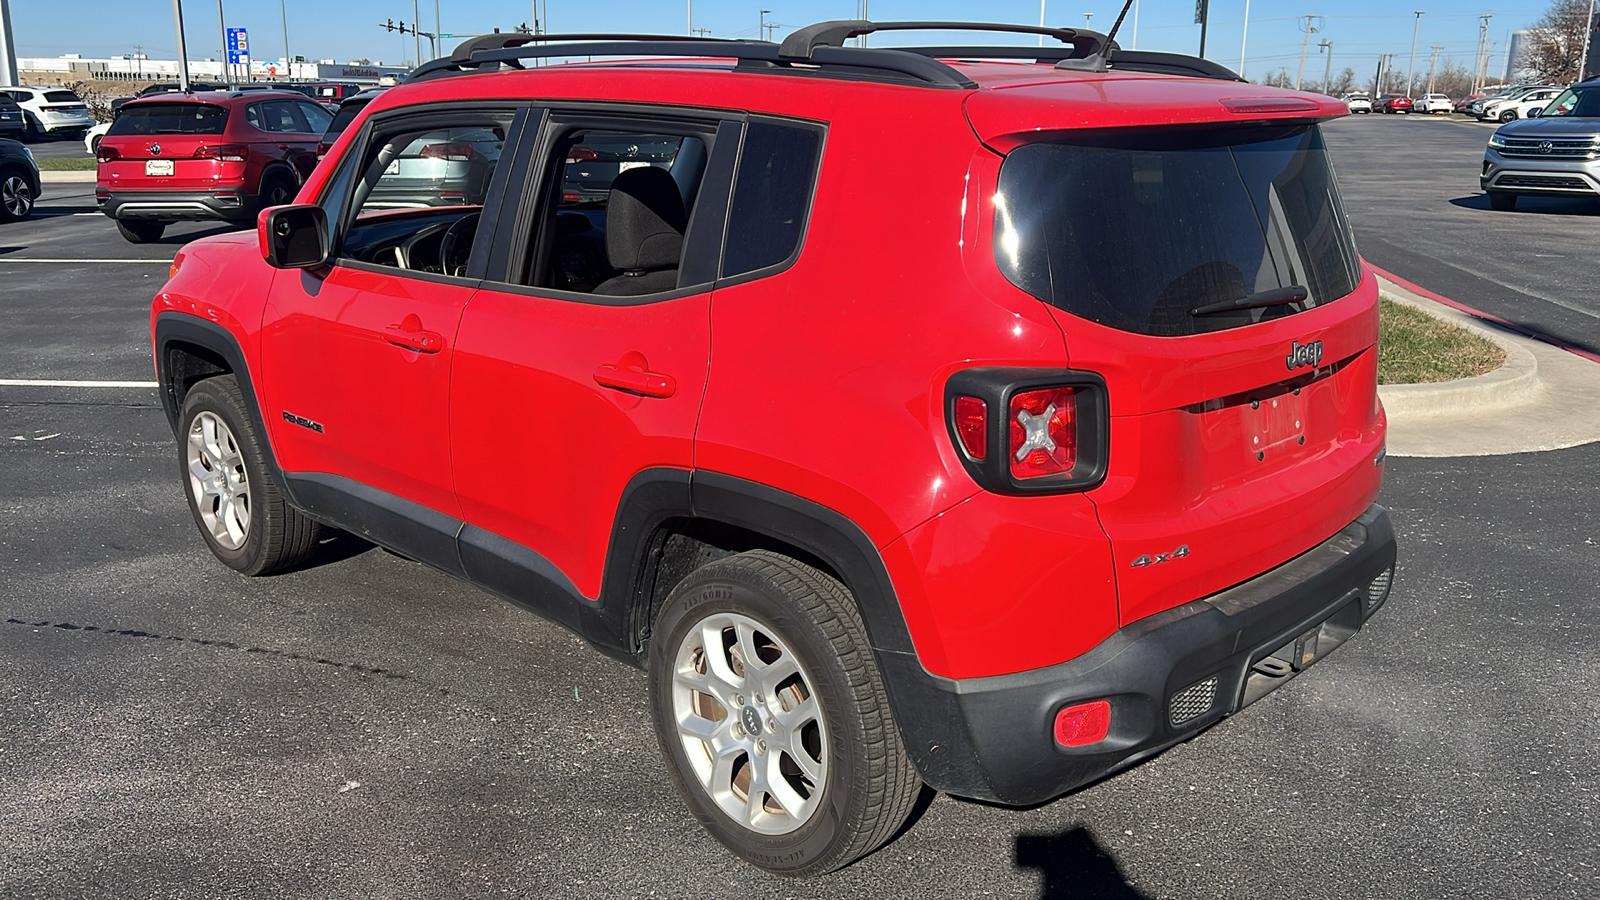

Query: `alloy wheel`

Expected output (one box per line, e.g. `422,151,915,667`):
671,611,828,835
1,175,33,218
186,410,251,550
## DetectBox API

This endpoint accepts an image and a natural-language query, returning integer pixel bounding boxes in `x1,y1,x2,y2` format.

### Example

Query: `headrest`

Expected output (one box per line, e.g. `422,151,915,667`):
605,165,686,273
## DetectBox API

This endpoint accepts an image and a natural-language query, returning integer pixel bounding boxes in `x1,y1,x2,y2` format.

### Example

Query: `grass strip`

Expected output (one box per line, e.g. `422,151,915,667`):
34,157,97,171
1378,296,1505,385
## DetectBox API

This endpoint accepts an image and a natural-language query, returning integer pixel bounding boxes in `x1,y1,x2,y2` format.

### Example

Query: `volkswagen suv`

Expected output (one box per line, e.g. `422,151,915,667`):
149,20,1397,875
1483,79,1600,210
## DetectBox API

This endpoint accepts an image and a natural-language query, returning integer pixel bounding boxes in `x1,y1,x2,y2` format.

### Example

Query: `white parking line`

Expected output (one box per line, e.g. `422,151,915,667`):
0,258,172,264
0,379,158,388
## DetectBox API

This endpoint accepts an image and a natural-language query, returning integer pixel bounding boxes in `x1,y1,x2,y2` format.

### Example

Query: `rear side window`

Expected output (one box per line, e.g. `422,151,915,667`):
250,100,308,133
722,120,822,278
43,91,81,103
995,125,1361,336
108,103,229,136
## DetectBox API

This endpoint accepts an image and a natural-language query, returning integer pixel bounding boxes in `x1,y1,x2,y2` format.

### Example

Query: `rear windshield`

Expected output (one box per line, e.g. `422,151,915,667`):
43,91,82,103
109,103,229,136
994,124,1361,336
324,101,368,139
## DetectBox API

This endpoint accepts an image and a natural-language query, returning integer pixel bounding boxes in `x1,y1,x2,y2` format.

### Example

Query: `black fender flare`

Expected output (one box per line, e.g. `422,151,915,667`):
613,469,988,796
152,311,295,504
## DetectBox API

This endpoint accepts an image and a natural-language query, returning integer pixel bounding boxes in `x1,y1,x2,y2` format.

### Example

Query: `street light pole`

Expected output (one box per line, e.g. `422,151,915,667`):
1038,0,1045,48
1406,11,1423,98
0,0,17,87
279,0,289,80
172,0,191,91
216,0,228,84
1320,39,1332,92
1238,0,1250,77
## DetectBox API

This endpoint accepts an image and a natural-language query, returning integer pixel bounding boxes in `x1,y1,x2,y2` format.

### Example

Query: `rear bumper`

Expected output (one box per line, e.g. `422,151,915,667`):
98,189,258,224
887,504,1396,805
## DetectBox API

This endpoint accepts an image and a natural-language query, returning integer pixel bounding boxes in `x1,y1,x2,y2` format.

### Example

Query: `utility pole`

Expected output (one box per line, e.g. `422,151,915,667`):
1406,11,1424,97
172,0,191,91
693,28,711,37
1197,0,1210,58
1426,44,1441,93
1083,12,1093,28
1038,0,1046,47
1579,0,1597,82
1372,53,1389,95
216,0,228,84
1319,39,1332,93
413,0,421,68
1239,0,1250,77
1472,14,1492,93
0,0,19,87
760,9,769,42
1294,14,1322,90
279,0,290,79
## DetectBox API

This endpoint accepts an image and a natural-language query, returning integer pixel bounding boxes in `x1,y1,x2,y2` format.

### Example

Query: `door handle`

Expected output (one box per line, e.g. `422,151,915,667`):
594,352,676,398
385,314,444,353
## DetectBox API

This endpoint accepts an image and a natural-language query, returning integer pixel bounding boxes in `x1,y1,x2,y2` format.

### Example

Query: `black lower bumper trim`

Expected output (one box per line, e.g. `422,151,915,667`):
891,504,1397,806
100,190,257,224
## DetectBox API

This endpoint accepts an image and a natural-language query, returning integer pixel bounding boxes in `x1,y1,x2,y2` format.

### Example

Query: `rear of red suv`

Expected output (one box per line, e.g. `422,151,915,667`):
97,91,333,243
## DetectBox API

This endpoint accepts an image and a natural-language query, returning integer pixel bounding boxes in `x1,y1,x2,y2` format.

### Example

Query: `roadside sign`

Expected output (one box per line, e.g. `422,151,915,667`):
226,27,251,66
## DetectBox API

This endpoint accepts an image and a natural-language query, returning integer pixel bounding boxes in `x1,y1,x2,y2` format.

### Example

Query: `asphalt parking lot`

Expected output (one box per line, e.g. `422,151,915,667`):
1,133,1597,899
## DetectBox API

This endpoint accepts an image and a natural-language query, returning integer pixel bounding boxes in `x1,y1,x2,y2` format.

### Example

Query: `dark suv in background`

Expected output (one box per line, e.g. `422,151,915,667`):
95,90,332,243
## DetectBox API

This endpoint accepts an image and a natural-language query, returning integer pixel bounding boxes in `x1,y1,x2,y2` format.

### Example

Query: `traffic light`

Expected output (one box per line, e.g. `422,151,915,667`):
382,18,394,32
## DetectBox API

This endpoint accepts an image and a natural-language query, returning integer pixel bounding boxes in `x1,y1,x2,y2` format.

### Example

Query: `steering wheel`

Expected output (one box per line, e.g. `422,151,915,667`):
438,212,481,278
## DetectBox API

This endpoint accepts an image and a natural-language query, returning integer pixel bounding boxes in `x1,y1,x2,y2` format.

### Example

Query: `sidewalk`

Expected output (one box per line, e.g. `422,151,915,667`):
1376,274,1600,458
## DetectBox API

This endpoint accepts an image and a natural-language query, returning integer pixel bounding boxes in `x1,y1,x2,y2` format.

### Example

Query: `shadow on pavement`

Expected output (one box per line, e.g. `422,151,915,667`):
1015,826,1153,899
1449,193,1600,216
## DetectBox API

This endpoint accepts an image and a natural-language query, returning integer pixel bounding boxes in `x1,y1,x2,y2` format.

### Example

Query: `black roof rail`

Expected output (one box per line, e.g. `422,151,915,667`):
409,19,1237,87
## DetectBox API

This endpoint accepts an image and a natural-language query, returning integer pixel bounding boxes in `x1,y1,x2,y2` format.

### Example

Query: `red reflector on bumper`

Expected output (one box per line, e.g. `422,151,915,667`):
1054,700,1111,747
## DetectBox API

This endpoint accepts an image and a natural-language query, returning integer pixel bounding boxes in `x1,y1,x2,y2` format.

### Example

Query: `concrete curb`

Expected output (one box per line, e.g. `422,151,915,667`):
1372,275,1600,458
1376,276,1540,416
40,170,97,184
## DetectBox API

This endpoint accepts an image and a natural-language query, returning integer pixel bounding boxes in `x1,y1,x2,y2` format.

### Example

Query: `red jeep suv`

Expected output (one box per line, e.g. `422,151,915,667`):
97,90,332,243
150,20,1396,876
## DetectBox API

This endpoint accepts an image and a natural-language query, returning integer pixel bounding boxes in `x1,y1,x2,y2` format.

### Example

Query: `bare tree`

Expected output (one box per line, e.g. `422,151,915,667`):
1521,0,1593,84
1325,66,1357,96
1429,60,1475,98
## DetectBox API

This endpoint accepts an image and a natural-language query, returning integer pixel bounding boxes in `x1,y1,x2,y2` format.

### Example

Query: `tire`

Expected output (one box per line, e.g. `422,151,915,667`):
0,169,35,222
178,375,321,575
259,172,297,209
89,134,102,154
116,220,166,243
1488,191,1517,211
648,550,922,876
1499,109,1517,123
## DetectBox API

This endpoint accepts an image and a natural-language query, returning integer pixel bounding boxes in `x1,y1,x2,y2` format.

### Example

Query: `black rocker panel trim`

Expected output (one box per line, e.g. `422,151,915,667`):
285,473,467,580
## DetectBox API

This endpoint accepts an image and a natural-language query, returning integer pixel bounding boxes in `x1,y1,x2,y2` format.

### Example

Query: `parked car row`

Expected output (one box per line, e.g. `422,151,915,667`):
1481,77,1600,211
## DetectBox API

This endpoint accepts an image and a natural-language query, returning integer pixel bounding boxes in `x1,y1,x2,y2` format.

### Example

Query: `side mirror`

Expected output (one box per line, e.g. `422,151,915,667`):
1527,107,1542,117
259,204,329,269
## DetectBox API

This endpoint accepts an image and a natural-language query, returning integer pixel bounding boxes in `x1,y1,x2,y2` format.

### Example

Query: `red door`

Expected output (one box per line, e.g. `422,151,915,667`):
259,265,472,519
448,288,710,599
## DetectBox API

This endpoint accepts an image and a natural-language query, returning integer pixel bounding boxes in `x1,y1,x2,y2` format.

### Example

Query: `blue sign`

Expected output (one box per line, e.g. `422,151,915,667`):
226,27,250,65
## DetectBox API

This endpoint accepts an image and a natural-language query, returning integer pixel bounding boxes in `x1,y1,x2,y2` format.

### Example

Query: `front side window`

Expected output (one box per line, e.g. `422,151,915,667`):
1542,86,1600,117
336,117,510,277
994,124,1361,337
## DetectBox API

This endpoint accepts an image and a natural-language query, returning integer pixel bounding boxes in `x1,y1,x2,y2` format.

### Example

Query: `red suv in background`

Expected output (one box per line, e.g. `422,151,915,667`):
96,90,332,243
150,21,1397,876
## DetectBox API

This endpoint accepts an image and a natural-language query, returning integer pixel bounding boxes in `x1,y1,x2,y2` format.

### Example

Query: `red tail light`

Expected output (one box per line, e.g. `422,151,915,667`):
952,396,988,461
1008,387,1078,480
420,142,473,161
316,141,332,159
195,144,248,162
95,145,120,162
566,146,599,163
1054,700,1111,747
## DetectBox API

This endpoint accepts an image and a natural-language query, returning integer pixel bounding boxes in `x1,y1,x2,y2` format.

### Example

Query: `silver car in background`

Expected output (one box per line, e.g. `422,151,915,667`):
1481,80,1600,211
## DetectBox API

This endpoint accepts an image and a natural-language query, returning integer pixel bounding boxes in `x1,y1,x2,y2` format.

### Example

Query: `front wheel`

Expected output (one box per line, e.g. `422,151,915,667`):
0,170,34,222
116,220,166,243
1499,110,1517,123
179,375,321,575
648,550,922,876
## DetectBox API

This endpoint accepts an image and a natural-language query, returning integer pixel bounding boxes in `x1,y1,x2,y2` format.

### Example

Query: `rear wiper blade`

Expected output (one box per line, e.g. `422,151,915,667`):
1191,285,1309,316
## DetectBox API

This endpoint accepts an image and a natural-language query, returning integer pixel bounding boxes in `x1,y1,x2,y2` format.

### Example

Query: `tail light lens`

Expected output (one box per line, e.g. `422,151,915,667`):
419,142,473,161
566,146,599,163
95,145,120,162
945,369,1108,495
195,144,248,162
1008,387,1078,480
316,141,332,159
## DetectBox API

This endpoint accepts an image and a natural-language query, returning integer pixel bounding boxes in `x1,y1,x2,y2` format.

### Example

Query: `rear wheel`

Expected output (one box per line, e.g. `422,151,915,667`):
116,220,166,243
0,170,34,222
259,172,297,209
648,550,922,876
1488,191,1517,211
179,375,321,575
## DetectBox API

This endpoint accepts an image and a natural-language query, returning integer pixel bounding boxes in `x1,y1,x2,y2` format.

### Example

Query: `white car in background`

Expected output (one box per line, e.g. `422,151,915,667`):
1344,93,1373,114
83,121,112,155
1481,86,1562,122
1416,93,1454,114
0,86,94,140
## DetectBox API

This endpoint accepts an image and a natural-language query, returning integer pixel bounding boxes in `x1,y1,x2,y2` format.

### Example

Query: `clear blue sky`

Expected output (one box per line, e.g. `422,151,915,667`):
9,0,1564,81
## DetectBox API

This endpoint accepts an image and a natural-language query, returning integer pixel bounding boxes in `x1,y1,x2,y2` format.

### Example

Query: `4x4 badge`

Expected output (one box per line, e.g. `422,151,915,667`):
1286,339,1324,370
1131,545,1190,568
